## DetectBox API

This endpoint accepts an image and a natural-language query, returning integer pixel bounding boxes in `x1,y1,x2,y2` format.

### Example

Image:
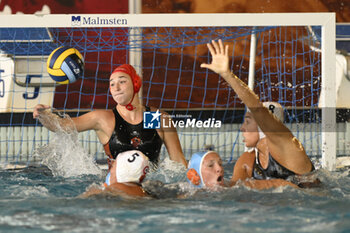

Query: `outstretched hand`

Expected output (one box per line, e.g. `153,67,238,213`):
200,39,230,76
33,104,51,119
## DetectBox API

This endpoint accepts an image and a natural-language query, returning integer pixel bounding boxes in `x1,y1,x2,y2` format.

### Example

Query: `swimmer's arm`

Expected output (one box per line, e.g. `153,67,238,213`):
78,186,138,198
33,104,75,132
158,111,187,167
33,104,108,134
78,186,105,198
230,151,255,186
200,40,292,141
201,41,312,175
241,179,298,190
71,110,110,132
106,183,148,197
79,184,148,198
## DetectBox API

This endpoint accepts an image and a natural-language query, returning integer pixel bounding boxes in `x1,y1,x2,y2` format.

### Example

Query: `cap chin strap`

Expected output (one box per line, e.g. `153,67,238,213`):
125,103,135,111
123,92,136,111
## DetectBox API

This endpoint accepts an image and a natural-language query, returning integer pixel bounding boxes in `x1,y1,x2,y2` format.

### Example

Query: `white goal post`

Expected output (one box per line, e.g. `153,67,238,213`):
0,13,336,170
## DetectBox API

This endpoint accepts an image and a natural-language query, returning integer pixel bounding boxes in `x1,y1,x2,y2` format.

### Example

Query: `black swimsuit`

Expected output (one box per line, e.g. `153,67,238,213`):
252,149,317,187
104,106,163,164
252,149,296,180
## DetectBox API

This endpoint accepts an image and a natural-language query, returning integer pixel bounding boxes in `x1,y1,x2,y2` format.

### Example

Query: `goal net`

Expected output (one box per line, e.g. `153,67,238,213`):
0,14,336,170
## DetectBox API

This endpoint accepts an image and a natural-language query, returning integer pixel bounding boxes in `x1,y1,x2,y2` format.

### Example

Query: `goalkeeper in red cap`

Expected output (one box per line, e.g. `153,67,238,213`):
33,64,187,169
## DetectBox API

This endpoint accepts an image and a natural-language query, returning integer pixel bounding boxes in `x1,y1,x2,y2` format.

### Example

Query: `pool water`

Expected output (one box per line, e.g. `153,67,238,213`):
0,161,349,233
1,127,349,233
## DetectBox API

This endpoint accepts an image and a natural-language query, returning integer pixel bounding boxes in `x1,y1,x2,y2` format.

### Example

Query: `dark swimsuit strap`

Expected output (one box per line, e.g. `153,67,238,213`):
103,105,153,160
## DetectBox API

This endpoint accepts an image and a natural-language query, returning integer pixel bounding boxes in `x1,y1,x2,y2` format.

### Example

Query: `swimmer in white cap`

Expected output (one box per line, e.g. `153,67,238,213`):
80,150,150,197
201,40,316,189
186,151,225,189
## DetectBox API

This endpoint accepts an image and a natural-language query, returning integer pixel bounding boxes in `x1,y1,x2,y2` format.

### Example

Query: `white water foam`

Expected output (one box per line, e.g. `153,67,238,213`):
10,185,50,198
34,110,102,178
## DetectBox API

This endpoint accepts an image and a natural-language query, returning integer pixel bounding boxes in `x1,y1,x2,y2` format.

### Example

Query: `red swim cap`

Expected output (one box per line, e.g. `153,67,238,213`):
112,64,142,93
112,64,142,110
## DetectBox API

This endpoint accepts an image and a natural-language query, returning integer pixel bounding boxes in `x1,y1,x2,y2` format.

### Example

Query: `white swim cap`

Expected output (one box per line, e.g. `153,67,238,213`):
116,150,149,183
262,102,284,122
244,102,285,150
259,102,284,139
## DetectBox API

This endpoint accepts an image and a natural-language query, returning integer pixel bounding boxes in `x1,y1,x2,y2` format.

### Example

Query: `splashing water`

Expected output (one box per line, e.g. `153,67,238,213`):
141,157,202,198
34,109,102,178
147,157,187,183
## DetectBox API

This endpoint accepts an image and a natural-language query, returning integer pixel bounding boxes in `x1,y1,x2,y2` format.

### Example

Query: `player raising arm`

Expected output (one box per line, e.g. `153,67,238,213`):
201,40,315,187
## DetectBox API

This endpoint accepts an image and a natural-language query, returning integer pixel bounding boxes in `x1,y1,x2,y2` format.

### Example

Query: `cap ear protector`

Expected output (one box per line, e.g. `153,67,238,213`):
139,166,149,183
187,168,201,186
187,151,216,188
